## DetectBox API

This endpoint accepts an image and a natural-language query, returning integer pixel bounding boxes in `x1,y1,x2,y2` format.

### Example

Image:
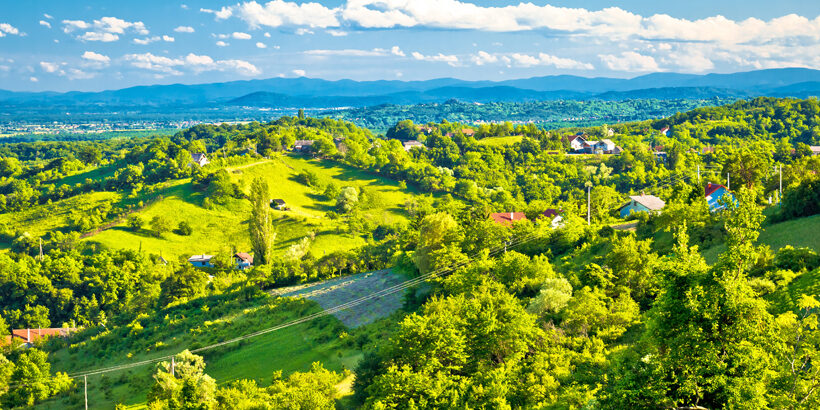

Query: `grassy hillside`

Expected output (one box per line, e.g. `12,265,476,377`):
700,213,820,263
475,135,524,146
4,153,421,261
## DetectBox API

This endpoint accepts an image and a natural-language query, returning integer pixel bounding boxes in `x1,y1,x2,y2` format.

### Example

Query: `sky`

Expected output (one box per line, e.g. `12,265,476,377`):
1,0,819,92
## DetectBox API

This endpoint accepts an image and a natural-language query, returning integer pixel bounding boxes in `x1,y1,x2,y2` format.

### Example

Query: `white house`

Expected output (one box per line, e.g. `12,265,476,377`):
190,153,209,167
568,134,587,151
403,140,426,151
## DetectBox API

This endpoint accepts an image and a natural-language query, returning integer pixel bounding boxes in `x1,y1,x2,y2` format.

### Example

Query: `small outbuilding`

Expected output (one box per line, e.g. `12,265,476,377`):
190,153,210,167
188,254,214,268
270,199,287,210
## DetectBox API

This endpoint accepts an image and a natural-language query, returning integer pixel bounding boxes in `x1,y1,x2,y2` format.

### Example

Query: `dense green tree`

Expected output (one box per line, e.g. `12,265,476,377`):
0,349,72,408
148,350,217,409
249,177,275,265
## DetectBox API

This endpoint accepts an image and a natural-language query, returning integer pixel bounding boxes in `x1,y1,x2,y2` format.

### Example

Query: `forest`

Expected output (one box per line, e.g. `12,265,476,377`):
0,97,819,408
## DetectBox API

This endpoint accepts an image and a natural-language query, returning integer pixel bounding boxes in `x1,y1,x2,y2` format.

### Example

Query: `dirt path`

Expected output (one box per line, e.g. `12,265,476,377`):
271,269,409,328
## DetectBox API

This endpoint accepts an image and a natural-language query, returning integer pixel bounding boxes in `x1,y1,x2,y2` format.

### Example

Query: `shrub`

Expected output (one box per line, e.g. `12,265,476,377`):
176,221,193,236
127,215,145,231
150,215,173,237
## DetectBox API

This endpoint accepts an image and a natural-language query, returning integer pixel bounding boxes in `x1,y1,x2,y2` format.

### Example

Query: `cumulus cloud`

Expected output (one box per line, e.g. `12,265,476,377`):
256,42,267,48
232,32,252,39
29,76,38,82
63,16,149,42
43,14,53,19
471,51,498,66
599,51,660,72
174,26,195,33
39,20,52,29
216,40,229,47
82,51,111,64
201,7,234,19
292,69,306,76
0,23,20,37
39,61,60,73
327,29,348,37
124,52,261,76
390,46,405,57
133,36,160,45
162,35,175,42
509,52,594,70
411,51,459,66
230,1,339,28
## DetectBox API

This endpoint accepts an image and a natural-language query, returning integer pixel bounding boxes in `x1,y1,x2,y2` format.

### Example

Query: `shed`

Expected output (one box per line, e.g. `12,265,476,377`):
188,254,214,268
270,199,287,210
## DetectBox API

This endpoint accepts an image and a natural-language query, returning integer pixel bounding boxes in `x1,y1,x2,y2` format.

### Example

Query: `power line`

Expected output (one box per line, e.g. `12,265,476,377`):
6,232,543,390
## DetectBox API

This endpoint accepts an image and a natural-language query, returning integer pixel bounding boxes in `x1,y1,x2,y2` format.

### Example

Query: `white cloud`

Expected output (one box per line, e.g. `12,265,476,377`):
39,61,60,73
295,28,314,35
231,1,339,28
411,51,459,66
232,32,252,39
39,20,52,29
29,76,38,82
133,36,160,45
327,29,348,37
216,40,229,47
292,69,306,76
63,17,148,42
256,42,267,48
79,32,119,42
391,46,405,57
82,51,110,64
174,26,195,33
43,14,53,20
0,23,20,37
163,35,175,42
264,32,271,37
471,51,498,66
508,52,594,70
123,52,261,76
201,7,234,19
599,51,660,72
65,68,95,80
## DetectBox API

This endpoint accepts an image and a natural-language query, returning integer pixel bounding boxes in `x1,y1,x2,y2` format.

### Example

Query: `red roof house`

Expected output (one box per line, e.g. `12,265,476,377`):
490,212,527,227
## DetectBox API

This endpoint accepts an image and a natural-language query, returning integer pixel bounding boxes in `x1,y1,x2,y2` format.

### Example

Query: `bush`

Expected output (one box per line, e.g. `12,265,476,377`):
127,215,145,231
777,176,820,221
774,246,820,272
296,169,320,187
150,215,173,237
176,221,193,236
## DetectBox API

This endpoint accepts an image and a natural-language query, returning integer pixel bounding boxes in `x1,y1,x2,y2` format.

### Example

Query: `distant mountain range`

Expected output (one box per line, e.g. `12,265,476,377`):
3,68,820,108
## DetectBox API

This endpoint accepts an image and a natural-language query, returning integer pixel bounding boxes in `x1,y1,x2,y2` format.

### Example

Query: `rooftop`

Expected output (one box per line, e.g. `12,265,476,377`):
627,194,666,211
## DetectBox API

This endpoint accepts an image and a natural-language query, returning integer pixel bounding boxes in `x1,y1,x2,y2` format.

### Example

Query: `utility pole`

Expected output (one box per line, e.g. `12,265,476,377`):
779,164,782,204
727,173,730,190
38,238,43,261
697,165,700,183
84,375,88,410
171,356,175,377
587,184,591,226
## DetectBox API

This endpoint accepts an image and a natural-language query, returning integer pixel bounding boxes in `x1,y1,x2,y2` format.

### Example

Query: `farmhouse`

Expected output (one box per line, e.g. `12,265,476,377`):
811,146,820,156
188,254,214,268
190,153,209,167
461,128,476,137
660,127,670,136
568,134,587,151
4,327,78,348
293,140,315,152
490,212,528,227
234,252,254,270
705,182,735,212
403,140,426,151
270,198,287,210
619,194,666,218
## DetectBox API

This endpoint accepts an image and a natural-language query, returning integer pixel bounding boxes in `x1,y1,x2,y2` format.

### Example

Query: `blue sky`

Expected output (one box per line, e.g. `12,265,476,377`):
1,0,819,92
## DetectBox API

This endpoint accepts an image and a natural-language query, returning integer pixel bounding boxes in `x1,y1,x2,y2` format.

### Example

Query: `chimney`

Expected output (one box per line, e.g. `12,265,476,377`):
510,212,514,220
27,328,30,342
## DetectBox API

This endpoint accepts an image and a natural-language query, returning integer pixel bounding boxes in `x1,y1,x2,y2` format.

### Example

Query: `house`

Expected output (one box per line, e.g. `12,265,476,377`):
568,134,587,151
403,140,426,151
705,182,735,212
612,146,624,155
156,256,168,266
234,252,253,270
188,254,214,268
270,199,287,210
660,127,670,136
5,328,78,348
461,128,475,137
489,212,528,227
293,140,315,152
596,139,616,153
619,194,666,218
190,153,209,167
541,209,565,229
606,128,615,137
810,146,820,156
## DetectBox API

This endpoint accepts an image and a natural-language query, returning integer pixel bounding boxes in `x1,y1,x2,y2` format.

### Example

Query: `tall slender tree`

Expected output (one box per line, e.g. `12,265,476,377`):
249,177,276,265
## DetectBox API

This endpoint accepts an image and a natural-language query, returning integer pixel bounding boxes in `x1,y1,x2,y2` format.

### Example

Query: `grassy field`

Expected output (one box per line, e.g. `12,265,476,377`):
476,135,524,146
80,154,418,261
0,190,122,239
700,214,820,263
